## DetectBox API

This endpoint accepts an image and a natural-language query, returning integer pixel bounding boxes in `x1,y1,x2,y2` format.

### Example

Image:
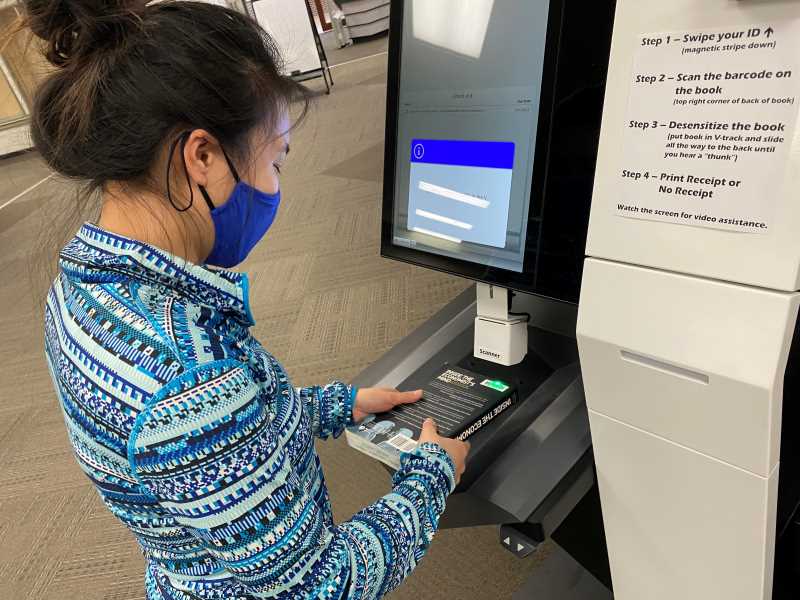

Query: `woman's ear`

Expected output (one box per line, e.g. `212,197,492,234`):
181,129,222,187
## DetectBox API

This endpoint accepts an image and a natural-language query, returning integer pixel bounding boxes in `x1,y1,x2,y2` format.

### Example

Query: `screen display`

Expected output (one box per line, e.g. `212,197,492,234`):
391,0,551,273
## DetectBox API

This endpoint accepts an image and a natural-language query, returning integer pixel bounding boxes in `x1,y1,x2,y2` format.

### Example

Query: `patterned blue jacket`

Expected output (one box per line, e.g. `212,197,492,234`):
44,223,457,600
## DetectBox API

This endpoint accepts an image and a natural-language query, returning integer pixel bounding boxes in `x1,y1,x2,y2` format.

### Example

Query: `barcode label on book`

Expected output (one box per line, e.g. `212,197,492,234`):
387,434,418,453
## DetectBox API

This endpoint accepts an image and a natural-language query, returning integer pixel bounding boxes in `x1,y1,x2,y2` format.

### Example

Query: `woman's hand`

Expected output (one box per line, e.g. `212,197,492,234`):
352,387,423,423
418,418,470,484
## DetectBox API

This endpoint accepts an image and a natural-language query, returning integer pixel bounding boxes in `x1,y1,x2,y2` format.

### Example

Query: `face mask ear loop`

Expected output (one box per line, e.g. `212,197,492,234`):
198,143,240,212
218,146,253,225
220,147,241,183
166,131,194,213
179,134,196,212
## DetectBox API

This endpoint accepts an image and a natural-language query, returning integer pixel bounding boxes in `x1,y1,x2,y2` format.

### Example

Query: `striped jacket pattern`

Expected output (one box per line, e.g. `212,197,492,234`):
44,223,457,600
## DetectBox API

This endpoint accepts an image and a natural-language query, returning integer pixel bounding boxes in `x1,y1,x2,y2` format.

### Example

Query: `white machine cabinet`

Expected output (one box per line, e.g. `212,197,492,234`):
577,1,800,598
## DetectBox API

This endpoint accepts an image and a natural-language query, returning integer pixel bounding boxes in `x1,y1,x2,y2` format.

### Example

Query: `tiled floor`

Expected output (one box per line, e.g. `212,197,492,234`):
0,54,549,599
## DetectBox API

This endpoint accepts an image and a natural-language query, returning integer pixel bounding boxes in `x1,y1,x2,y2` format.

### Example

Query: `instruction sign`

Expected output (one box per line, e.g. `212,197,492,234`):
617,22,800,233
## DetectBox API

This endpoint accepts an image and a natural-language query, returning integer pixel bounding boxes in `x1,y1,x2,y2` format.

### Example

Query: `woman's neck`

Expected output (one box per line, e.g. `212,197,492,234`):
98,187,209,265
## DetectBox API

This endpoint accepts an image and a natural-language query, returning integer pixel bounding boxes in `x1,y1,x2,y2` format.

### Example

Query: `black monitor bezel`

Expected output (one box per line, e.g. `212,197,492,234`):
380,0,568,299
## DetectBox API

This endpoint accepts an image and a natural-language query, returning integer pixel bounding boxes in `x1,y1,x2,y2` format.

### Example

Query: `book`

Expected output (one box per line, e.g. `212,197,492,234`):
345,365,517,469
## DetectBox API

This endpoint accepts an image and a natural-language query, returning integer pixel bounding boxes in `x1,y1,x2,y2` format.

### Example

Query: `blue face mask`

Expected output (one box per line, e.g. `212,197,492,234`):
198,149,281,269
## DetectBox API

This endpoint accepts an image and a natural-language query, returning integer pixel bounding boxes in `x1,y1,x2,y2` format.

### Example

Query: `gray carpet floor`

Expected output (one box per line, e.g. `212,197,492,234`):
0,53,548,599
320,30,389,67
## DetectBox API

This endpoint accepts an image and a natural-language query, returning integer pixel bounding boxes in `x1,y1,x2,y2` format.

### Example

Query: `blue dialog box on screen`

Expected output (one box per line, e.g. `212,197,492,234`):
408,139,515,248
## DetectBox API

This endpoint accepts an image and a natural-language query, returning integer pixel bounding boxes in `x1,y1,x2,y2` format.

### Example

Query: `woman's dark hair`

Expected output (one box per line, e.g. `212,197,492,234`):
23,0,308,190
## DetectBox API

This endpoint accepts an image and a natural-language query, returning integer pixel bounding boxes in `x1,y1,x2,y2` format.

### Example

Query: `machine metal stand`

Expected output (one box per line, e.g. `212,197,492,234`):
352,286,613,598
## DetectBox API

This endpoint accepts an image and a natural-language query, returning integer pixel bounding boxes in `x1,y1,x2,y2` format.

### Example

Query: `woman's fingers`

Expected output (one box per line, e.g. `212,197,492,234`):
394,389,423,405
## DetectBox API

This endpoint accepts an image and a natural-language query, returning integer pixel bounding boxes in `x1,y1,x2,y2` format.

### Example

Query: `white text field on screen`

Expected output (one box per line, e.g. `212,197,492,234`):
411,227,463,244
415,209,474,230
418,181,491,209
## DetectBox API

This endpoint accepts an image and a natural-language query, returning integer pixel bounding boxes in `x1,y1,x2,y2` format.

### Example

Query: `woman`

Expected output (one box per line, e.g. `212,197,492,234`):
30,1,470,599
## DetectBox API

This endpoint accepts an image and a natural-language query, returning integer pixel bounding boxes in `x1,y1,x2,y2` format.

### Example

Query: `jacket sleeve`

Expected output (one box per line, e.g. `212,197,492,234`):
294,381,356,439
129,360,455,600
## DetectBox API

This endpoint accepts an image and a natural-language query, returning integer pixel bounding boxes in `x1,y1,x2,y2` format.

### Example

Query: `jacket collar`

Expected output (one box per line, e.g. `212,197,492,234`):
59,223,255,327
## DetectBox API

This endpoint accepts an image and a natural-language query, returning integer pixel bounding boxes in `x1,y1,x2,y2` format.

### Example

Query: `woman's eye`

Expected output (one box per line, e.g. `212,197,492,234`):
273,162,282,174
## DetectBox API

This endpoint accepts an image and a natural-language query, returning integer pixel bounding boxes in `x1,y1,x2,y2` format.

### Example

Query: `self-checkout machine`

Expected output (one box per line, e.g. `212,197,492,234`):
349,0,620,597
577,1,800,598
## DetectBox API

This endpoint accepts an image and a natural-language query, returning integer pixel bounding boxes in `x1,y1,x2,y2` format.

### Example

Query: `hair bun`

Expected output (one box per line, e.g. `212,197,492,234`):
24,0,145,67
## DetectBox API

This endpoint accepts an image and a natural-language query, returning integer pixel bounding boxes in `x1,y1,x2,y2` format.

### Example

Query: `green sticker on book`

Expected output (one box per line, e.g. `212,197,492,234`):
480,379,510,393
